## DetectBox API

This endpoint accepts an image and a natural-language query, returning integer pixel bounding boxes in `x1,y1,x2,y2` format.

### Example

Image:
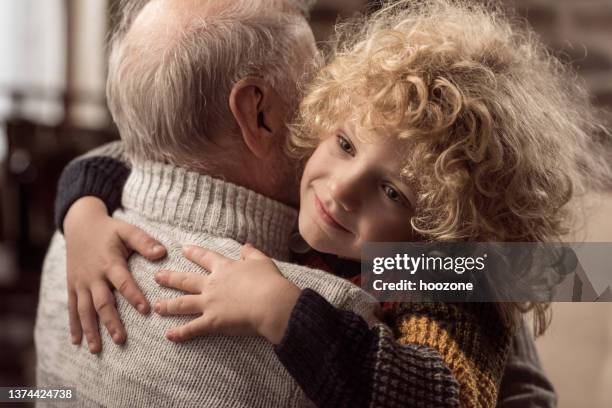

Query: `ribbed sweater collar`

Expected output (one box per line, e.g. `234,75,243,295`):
122,161,298,260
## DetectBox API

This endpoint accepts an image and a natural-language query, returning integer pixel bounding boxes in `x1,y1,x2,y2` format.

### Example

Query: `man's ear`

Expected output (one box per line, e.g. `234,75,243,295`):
229,77,285,159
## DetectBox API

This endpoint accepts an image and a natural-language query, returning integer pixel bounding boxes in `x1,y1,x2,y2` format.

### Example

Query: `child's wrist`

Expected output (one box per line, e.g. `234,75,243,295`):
256,280,302,345
64,196,109,233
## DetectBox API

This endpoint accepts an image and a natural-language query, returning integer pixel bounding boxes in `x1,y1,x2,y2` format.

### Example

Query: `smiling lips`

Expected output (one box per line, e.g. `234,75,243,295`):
314,195,349,232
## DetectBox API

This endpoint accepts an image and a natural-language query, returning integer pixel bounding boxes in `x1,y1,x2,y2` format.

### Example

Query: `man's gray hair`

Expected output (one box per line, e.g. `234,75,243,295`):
106,0,317,168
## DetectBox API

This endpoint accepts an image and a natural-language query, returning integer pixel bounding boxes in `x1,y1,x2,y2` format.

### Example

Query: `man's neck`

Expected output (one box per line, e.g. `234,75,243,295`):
122,160,298,260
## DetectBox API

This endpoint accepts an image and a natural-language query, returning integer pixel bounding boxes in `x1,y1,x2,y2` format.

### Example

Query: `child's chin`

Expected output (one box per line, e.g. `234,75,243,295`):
300,229,332,254
300,232,325,252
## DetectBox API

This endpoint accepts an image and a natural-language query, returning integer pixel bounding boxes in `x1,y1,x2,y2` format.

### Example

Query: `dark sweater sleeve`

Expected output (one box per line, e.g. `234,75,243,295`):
274,288,461,408
497,322,557,408
54,141,131,232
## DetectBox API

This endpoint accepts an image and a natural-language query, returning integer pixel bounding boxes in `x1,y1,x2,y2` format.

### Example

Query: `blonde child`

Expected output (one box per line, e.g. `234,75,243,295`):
56,0,609,406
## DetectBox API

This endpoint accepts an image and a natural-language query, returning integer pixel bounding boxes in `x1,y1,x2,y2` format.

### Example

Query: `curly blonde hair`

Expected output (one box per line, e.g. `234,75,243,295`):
289,0,611,334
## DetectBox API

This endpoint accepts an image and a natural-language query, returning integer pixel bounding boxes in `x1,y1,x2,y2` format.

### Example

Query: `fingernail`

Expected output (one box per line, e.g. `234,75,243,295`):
151,244,164,254
113,332,123,343
154,302,161,313
166,330,174,340
71,335,79,344
137,303,147,314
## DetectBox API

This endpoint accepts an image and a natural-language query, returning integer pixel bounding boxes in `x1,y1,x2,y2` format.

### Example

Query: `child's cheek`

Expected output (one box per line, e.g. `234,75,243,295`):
365,214,414,243
302,144,327,180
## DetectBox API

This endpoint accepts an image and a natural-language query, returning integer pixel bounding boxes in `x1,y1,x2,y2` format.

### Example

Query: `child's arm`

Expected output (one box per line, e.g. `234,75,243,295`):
56,142,167,353
55,141,130,232
497,323,557,407
273,296,511,408
391,302,512,407
156,245,463,408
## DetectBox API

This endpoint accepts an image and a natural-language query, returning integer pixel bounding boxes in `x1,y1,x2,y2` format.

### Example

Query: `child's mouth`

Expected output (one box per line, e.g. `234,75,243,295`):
314,195,350,233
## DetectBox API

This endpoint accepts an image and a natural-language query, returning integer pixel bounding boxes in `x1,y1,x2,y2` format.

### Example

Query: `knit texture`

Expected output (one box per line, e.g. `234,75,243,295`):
54,141,129,232
35,160,381,408
391,302,512,407
275,289,461,408
282,249,514,408
496,321,557,407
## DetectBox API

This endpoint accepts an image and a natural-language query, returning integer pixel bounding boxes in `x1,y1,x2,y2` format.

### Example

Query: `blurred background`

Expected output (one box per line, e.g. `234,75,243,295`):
0,0,610,407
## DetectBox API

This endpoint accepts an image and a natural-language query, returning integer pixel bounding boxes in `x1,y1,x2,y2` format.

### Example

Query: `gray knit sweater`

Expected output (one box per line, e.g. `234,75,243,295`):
35,160,380,407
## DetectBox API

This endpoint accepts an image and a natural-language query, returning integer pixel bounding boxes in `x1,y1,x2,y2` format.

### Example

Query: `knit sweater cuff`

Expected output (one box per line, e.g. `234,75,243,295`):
273,288,375,402
274,288,338,370
54,156,130,233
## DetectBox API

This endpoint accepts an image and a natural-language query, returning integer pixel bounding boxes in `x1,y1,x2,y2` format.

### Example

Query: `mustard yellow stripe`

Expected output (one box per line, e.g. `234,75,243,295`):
398,316,498,408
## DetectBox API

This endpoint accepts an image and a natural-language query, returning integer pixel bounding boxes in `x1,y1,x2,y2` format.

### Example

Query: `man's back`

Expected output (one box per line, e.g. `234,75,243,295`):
35,162,379,407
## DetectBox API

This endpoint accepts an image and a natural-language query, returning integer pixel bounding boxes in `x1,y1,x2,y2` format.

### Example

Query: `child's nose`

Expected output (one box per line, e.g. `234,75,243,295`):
328,174,361,212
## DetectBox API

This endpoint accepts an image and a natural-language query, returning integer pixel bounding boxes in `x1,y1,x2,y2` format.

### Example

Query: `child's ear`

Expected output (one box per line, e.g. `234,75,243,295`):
229,77,285,159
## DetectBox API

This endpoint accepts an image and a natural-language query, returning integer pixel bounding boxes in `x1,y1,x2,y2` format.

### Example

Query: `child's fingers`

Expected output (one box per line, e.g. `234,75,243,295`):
166,316,210,342
90,282,126,345
76,290,101,354
240,243,269,261
67,290,82,345
154,295,201,316
182,245,228,271
107,261,150,314
154,270,205,293
117,222,166,261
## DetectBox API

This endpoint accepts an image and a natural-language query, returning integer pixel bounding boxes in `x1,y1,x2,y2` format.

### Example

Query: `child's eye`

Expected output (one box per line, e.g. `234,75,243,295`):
382,184,403,203
336,135,355,155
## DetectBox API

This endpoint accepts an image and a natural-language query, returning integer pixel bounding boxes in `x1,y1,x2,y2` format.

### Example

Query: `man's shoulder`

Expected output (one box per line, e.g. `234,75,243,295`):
274,259,380,323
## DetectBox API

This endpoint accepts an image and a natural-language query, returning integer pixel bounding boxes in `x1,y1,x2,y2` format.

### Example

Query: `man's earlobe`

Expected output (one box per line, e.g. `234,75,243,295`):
229,77,284,159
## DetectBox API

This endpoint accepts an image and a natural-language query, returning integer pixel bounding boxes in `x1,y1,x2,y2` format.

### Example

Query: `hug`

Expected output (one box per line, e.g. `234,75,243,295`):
35,0,610,406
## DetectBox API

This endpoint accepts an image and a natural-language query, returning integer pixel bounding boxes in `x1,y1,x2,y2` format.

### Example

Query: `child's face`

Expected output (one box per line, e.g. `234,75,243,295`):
298,121,416,260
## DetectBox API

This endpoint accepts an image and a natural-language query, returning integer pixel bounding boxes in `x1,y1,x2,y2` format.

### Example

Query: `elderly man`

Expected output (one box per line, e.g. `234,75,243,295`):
35,0,381,406
35,0,556,407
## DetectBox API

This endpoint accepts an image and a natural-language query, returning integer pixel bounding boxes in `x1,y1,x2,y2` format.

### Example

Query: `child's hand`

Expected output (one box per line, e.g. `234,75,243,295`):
154,244,302,345
64,197,167,353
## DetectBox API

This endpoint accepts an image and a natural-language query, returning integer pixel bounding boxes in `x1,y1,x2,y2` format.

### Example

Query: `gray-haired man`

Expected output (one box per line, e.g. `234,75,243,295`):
36,1,366,407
